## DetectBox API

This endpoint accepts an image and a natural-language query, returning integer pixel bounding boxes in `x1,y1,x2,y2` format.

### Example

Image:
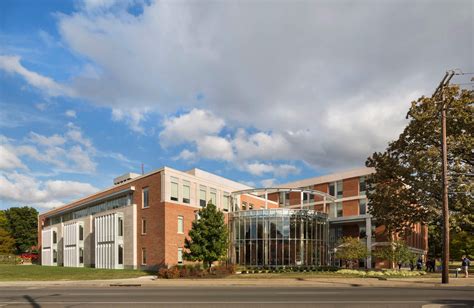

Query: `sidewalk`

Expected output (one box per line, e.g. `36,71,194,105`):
1,276,473,288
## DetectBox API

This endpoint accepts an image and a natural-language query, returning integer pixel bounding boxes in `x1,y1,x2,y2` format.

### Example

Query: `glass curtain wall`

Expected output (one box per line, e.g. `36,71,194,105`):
230,209,329,268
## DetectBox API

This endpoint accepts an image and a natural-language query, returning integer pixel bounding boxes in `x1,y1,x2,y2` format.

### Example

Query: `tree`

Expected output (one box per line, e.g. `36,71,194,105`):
366,86,473,236
450,231,474,260
3,207,38,254
184,202,229,269
373,240,416,270
0,228,15,254
335,236,369,269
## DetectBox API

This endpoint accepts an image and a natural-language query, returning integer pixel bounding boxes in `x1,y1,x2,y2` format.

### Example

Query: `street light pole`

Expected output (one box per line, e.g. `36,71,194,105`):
433,70,454,284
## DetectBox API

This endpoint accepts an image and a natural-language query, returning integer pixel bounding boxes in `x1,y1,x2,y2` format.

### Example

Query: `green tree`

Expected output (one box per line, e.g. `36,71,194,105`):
335,236,369,269
366,86,473,236
184,202,229,269
373,240,416,270
3,207,38,254
0,228,15,254
450,231,474,260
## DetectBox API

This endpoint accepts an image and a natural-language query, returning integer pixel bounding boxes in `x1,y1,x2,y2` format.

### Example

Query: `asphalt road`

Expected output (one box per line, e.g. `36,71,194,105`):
0,286,473,308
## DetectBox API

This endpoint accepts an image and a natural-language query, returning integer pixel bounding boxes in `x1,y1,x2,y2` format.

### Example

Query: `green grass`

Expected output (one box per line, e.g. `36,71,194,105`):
0,265,151,281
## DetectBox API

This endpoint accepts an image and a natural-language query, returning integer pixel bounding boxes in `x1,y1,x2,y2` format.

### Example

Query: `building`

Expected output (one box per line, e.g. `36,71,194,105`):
38,166,428,270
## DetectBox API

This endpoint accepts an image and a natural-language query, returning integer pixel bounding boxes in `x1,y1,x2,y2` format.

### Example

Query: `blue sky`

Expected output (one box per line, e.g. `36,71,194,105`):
0,0,472,211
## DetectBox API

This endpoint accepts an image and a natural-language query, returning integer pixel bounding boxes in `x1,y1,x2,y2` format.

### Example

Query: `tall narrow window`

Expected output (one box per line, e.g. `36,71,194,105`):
359,176,366,196
242,202,247,210
53,249,57,263
177,216,184,234
359,199,367,215
118,217,123,236
210,188,217,205
142,187,149,208
79,247,84,264
328,183,335,197
118,245,123,265
199,186,206,207
336,202,343,217
171,177,179,201
52,230,57,244
182,180,190,204
142,219,147,234
223,193,230,212
177,248,183,264
336,181,343,199
79,225,84,241
142,248,147,265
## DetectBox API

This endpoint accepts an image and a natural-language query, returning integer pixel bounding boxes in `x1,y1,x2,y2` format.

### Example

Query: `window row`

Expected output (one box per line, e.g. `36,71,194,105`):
329,199,367,218
327,176,367,199
170,177,230,211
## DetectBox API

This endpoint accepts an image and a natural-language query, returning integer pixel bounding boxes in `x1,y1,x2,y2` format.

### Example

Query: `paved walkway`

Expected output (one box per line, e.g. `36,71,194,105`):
1,276,473,288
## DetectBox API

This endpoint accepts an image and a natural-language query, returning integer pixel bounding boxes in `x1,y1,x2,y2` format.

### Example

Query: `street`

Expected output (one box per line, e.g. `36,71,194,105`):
0,286,473,307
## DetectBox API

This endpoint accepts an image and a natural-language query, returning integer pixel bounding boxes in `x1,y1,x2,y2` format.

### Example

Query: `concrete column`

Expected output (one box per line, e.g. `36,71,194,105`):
366,217,372,269
265,190,268,209
300,191,303,209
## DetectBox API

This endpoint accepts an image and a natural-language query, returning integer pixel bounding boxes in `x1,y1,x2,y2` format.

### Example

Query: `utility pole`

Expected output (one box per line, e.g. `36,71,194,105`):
432,70,454,284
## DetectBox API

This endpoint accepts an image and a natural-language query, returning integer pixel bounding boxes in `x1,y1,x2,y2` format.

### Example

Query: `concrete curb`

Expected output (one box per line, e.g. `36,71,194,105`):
0,277,473,288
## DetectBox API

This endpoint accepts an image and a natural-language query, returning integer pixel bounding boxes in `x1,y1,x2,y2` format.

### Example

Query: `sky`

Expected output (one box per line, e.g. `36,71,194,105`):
0,0,472,211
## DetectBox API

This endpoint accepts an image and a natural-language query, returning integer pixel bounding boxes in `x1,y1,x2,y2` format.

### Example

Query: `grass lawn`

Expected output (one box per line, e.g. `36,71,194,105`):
0,265,151,281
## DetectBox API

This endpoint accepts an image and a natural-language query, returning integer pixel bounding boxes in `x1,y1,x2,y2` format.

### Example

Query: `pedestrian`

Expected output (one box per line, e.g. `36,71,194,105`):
416,257,422,270
461,255,470,278
425,259,431,272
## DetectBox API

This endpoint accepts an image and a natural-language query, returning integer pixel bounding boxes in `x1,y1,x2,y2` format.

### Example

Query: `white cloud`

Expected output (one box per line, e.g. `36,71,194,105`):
196,136,234,161
29,132,66,147
260,178,277,187
65,110,77,118
111,108,148,133
0,172,98,209
0,144,26,170
159,109,225,147
242,162,300,177
2,0,471,173
0,55,75,97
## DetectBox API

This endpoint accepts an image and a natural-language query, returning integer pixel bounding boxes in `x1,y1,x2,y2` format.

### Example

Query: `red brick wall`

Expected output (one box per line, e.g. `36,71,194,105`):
343,177,359,198
240,194,278,209
163,202,198,265
343,200,359,217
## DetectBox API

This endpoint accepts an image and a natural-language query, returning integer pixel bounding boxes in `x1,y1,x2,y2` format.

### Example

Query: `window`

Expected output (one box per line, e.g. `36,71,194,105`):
177,248,183,264
52,230,57,244
199,186,206,207
142,248,147,265
222,193,230,212
336,181,343,199
177,216,184,234
249,203,254,210
359,226,367,238
171,177,179,201
359,199,367,215
182,180,190,204
79,225,84,241
118,217,123,236
142,219,147,234
279,192,290,206
242,202,247,210
118,245,123,265
210,188,217,205
142,187,149,208
53,249,57,263
359,176,367,196
328,183,335,196
79,247,84,264
336,202,343,217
